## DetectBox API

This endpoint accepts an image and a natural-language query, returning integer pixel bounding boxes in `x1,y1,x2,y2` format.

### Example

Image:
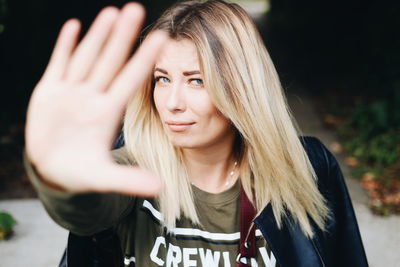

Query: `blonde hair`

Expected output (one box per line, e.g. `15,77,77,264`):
123,0,330,238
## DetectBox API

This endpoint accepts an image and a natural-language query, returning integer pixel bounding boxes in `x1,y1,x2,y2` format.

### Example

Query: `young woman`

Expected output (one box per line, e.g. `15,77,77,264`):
24,0,368,266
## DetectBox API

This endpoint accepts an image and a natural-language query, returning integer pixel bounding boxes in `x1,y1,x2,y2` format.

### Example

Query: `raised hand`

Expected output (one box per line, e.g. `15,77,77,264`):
25,3,166,196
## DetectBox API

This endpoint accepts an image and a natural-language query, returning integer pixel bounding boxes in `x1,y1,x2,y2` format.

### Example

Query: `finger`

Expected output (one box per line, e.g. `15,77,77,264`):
42,19,81,82
108,31,168,108
88,3,145,92
65,7,119,83
94,164,162,196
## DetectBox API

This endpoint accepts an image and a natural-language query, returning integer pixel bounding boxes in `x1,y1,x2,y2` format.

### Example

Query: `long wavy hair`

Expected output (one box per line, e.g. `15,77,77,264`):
123,0,330,238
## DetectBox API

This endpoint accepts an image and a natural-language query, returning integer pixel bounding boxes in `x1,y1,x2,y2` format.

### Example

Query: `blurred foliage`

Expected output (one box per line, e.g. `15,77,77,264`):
0,211,17,240
329,92,400,170
323,93,400,215
341,117,400,168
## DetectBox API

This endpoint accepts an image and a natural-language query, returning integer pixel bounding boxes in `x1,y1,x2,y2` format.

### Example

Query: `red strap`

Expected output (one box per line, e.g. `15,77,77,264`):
237,186,256,267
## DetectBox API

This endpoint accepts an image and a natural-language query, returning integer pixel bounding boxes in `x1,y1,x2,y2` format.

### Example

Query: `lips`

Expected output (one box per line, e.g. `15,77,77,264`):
166,121,195,125
166,121,195,132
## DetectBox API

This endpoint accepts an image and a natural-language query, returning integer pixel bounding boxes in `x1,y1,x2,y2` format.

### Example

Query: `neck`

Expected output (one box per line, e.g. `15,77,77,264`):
182,133,238,194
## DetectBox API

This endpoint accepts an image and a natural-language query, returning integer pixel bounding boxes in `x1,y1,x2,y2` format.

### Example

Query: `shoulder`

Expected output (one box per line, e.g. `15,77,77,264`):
299,136,329,163
299,136,336,180
298,136,350,216
299,136,343,193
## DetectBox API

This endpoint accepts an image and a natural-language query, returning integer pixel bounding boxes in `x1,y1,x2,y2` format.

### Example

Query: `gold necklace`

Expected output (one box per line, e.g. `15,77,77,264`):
224,161,238,187
190,160,238,188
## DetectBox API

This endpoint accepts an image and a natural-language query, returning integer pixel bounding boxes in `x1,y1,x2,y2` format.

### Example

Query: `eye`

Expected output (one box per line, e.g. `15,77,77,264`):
154,76,170,84
189,79,204,86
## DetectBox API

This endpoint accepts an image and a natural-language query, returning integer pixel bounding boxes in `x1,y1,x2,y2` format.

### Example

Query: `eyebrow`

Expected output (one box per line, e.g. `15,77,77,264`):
154,68,201,76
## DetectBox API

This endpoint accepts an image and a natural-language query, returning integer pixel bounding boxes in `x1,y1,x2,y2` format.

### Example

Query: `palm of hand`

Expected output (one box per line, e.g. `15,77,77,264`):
25,3,166,196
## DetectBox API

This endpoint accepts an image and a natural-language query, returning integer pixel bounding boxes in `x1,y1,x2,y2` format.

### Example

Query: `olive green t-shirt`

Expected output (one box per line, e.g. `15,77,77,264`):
117,181,277,267
24,147,278,267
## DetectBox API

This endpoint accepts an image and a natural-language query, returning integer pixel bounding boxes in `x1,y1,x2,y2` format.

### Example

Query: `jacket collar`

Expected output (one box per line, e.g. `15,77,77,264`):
254,203,325,267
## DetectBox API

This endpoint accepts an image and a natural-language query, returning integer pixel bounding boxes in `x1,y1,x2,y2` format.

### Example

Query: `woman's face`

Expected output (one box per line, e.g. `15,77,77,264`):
153,39,234,149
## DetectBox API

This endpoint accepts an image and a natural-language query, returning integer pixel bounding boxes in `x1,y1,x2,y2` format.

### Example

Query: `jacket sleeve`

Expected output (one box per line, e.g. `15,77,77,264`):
23,147,136,236
305,137,369,267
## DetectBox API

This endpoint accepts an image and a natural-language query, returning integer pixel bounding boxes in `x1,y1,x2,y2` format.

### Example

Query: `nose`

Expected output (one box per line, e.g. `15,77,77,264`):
166,82,186,112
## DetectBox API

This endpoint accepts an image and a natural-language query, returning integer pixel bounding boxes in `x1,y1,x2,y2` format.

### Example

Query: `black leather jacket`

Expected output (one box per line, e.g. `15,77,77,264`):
61,136,368,267
253,136,368,267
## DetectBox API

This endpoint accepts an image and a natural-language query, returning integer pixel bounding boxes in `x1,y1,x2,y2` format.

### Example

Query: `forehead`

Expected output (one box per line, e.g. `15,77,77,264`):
155,39,200,71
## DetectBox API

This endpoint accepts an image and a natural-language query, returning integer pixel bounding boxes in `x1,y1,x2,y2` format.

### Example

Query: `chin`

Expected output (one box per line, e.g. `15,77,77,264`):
167,134,204,149
169,138,199,149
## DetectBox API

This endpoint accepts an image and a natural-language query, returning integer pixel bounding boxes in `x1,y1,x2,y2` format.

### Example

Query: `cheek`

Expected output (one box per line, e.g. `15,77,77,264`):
190,90,214,115
194,99,229,131
211,112,231,133
153,88,164,116
199,111,232,146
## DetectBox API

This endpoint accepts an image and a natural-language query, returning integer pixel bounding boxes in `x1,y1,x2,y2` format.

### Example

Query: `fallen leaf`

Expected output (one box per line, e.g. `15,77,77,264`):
330,142,343,154
345,157,359,167
323,114,342,126
361,172,375,180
